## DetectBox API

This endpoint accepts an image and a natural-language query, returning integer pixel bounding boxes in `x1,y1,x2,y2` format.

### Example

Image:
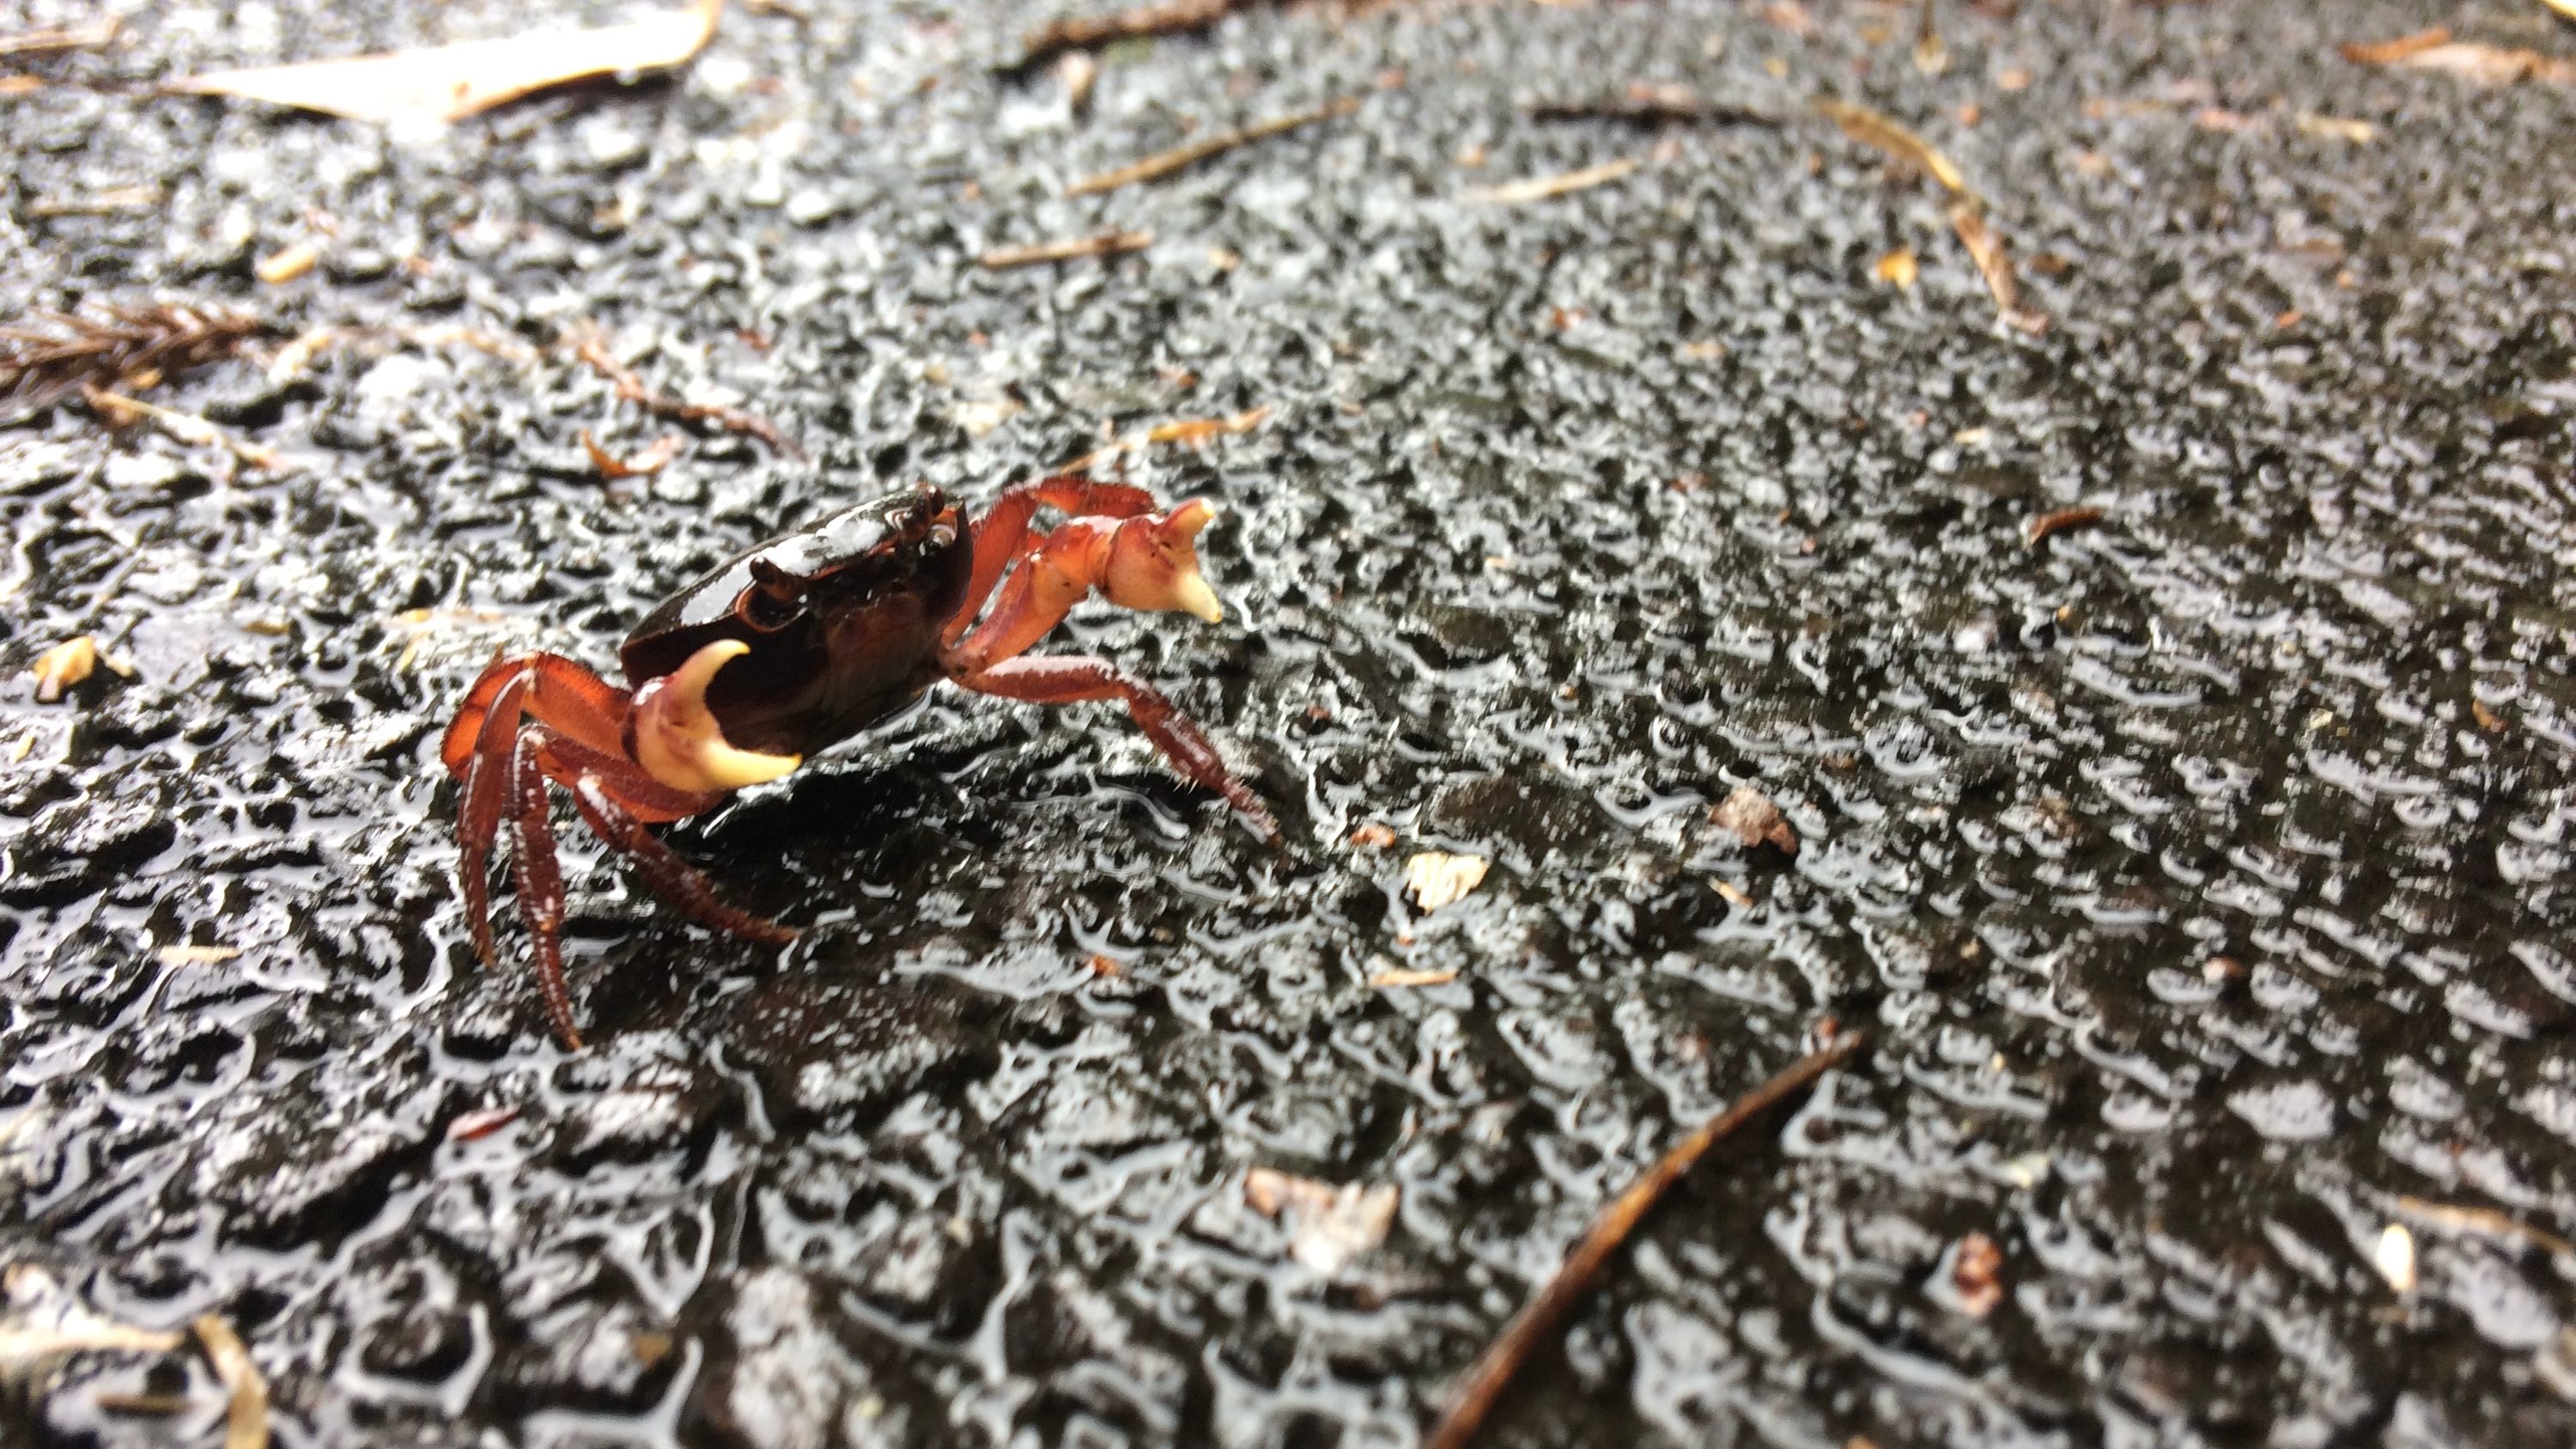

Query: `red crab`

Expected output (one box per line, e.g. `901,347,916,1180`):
441,478,1277,1048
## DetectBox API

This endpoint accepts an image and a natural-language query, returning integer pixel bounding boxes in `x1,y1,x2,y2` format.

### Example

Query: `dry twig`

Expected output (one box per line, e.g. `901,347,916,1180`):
1463,157,1640,204
1528,83,1777,126
979,228,1156,269
1951,204,2048,334
82,387,285,472
1067,96,1358,195
572,335,800,457
2023,504,2103,545
1054,404,1268,472
2,303,264,419
0,17,118,58
192,1315,269,1449
1815,98,1971,197
1425,1030,1868,1449
1005,0,1241,72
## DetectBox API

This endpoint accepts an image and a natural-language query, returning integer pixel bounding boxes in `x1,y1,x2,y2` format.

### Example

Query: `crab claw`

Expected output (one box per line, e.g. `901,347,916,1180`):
1103,498,1224,624
631,640,802,795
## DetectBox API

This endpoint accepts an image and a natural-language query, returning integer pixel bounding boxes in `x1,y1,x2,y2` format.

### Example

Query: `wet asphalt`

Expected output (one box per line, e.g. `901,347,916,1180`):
5,0,2576,1445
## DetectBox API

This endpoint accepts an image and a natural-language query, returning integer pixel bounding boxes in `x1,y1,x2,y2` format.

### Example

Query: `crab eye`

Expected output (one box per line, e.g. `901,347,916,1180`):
928,521,957,551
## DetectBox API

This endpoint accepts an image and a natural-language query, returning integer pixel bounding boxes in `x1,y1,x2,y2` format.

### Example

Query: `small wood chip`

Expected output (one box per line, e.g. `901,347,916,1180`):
2294,113,2377,143
445,1105,523,1142
580,429,685,480
1713,880,1754,908
1370,967,1459,989
2388,40,2576,85
978,229,1154,270
32,636,102,703
2024,505,2104,545
2338,26,2452,66
192,1315,268,1449
1348,822,1398,849
1950,1232,2004,1318
253,238,325,285
2471,698,2508,734
156,945,242,967
1874,247,1918,289
1405,851,1491,911
1710,786,1796,854
1066,96,1358,196
1464,157,1640,204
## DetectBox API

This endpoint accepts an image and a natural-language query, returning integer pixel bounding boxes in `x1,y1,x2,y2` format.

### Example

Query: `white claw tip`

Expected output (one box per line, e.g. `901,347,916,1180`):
634,639,803,794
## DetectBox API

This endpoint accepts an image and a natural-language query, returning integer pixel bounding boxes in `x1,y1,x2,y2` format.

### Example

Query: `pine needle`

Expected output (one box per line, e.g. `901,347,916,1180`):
1,303,265,420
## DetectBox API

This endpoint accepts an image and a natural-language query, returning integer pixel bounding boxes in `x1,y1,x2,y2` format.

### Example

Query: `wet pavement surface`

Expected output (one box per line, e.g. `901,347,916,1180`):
6,0,2576,1444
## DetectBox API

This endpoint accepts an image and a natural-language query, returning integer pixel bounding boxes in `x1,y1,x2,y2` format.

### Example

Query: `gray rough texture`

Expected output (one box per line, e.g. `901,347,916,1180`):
5,0,2576,1445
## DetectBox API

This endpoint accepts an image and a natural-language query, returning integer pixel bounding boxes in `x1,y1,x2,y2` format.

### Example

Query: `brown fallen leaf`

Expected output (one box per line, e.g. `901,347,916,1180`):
1464,157,1640,204
1405,851,1491,911
1711,786,1796,854
192,1315,268,1449
2338,26,2451,66
2472,698,2509,734
979,228,1154,270
1066,96,1359,196
580,429,685,480
1348,821,1398,849
1815,99,1971,198
1950,203,2048,335
1874,247,1918,289
1243,1168,1400,1273
166,0,724,127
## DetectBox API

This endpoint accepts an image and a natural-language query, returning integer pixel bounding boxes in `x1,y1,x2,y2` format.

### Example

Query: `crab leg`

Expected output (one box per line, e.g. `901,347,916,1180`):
458,673,532,968
568,775,799,947
946,499,1223,673
443,652,630,776
945,477,1158,646
955,654,1279,842
506,733,581,1050
532,728,798,946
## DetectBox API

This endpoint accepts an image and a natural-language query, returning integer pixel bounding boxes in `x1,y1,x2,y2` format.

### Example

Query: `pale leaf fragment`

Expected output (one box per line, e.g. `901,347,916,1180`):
1405,851,1490,911
157,945,243,967
1711,786,1797,854
1243,1168,1399,1273
166,0,724,127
